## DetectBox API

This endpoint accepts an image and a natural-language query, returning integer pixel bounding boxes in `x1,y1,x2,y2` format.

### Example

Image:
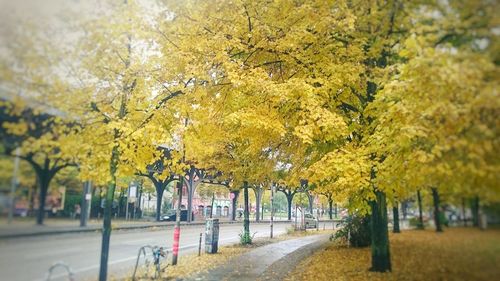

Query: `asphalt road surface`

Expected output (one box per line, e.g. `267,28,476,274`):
0,222,290,281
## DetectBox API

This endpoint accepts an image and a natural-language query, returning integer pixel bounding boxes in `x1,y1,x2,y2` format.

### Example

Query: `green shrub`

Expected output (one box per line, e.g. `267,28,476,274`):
62,195,81,217
239,231,254,245
331,215,371,247
409,216,429,229
438,212,449,227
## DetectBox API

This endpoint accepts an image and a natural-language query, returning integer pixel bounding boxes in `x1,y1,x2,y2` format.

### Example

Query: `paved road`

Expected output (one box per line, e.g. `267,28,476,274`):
0,222,290,281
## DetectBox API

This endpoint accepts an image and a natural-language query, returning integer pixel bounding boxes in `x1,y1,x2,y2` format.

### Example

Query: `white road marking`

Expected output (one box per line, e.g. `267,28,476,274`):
27,224,289,281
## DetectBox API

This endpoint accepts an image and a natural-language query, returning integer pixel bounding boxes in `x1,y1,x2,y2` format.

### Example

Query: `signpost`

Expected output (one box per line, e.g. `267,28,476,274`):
126,182,137,220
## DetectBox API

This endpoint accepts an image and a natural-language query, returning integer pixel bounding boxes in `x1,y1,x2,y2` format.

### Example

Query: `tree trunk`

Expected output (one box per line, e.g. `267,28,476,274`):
431,187,443,232
36,178,49,225
416,190,424,230
254,187,262,222
392,205,400,233
370,190,391,272
328,198,333,220
286,194,293,221
462,197,467,226
35,169,54,225
186,169,195,223
472,196,480,227
242,181,251,244
98,146,118,281
401,201,408,220
155,184,165,222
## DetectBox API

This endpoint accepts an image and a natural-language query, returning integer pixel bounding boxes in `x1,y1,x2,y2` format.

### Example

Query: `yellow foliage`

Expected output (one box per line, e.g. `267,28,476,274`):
286,228,500,281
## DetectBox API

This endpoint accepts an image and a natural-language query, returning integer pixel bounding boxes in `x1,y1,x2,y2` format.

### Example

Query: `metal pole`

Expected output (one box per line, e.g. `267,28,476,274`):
270,184,274,238
8,147,21,224
125,186,129,221
172,180,182,265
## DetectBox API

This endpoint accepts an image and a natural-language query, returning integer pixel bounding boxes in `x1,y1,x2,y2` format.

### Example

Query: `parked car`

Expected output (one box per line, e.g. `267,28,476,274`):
160,210,194,222
304,213,318,229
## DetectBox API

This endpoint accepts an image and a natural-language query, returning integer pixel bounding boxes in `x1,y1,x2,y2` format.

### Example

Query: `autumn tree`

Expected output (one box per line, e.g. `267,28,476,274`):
0,21,79,224
60,2,188,279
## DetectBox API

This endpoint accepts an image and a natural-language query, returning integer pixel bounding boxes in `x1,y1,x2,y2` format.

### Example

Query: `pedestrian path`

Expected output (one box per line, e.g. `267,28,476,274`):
189,234,330,281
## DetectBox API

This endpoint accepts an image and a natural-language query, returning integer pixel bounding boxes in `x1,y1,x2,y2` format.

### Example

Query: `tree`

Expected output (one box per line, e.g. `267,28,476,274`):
62,2,187,279
0,31,79,224
137,147,176,221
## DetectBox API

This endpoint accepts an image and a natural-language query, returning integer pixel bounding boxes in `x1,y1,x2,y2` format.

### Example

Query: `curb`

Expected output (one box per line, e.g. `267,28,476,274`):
0,220,305,240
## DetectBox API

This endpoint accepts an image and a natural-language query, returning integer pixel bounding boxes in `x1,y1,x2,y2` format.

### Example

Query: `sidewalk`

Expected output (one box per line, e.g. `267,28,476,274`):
0,218,171,239
189,234,330,281
0,217,310,239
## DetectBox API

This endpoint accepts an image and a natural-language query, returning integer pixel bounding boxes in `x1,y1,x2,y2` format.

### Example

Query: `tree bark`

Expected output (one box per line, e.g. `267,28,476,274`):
416,190,424,230
186,167,196,223
370,190,391,272
286,194,293,221
242,181,251,244
328,198,333,220
35,167,55,225
99,145,118,281
392,205,400,233
431,187,443,232
36,177,49,225
155,184,165,222
254,187,262,222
